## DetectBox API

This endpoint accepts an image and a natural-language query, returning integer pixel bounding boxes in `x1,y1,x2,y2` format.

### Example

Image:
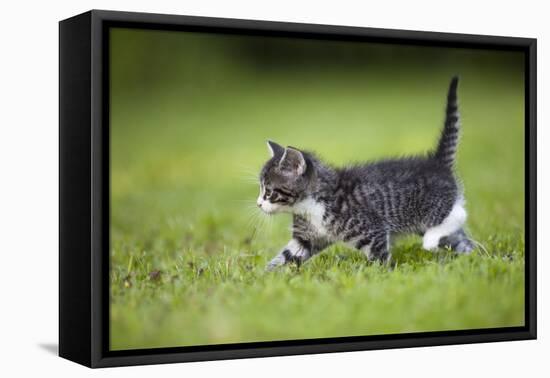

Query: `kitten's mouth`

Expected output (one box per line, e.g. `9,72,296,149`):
259,206,276,215
257,201,281,214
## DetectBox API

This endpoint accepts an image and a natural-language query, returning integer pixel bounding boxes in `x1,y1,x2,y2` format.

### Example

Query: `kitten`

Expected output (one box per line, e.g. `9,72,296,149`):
257,77,474,270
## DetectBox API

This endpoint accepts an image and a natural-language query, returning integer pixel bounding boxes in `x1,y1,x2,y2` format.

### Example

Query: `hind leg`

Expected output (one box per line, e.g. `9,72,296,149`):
423,202,467,251
354,231,391,264
439,228,474,253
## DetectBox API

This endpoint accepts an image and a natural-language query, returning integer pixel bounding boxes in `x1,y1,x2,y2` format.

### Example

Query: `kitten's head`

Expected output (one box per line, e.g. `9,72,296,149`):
257,141,313,214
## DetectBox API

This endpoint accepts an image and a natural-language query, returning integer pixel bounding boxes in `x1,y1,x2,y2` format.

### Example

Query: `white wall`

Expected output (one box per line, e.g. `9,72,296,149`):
0,0,546,376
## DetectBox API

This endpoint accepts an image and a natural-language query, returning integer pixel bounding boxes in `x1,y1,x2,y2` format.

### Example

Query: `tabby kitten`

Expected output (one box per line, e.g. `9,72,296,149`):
257,77,474,270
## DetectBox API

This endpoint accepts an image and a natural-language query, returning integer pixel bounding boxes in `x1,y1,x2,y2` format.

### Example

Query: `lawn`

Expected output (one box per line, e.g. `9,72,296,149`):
109,29,525,350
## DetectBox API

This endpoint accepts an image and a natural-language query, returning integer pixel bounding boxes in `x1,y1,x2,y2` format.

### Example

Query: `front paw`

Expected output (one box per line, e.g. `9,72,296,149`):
265,254,286,271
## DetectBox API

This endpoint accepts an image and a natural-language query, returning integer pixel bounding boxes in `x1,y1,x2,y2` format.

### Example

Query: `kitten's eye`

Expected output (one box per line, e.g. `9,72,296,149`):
264,188,273,198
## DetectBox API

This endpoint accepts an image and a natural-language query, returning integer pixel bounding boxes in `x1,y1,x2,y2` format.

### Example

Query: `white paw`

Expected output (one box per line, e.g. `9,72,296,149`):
295,248,307,258
422,233,440,251
265,254,285,271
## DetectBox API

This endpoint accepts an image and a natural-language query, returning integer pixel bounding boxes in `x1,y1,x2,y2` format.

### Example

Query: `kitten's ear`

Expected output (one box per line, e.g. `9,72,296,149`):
278,147,306,176
266,140,284,158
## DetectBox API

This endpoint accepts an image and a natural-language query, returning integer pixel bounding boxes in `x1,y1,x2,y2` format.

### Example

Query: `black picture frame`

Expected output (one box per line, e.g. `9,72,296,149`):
59,9,537,368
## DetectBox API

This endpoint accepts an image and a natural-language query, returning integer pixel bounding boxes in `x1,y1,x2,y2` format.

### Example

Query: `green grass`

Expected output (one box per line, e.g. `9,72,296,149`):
109,29,525,350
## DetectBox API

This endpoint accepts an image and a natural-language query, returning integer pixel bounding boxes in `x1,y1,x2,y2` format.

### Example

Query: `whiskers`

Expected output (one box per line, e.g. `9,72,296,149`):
239,199,275,244
232,164,275,245
236,165,261,186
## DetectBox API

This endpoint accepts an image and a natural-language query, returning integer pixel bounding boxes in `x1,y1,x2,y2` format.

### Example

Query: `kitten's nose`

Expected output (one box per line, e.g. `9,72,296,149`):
257,202,262,208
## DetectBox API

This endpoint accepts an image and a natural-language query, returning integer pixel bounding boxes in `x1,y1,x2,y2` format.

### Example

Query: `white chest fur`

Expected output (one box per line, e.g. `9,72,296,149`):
294,197,328,236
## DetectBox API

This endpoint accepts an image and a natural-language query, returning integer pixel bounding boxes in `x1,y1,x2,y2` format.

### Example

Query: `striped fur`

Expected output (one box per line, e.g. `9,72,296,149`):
433,76,460,169
259,77,473,270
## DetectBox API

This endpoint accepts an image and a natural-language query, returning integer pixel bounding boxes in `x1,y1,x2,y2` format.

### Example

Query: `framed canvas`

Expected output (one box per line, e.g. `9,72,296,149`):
59,10,537,368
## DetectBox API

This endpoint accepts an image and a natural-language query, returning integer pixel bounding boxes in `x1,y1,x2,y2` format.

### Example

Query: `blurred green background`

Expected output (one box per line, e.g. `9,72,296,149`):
109,28,525,351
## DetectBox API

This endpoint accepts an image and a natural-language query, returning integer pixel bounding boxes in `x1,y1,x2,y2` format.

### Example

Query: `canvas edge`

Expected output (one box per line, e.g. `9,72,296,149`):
59,11,93,368
57,9,537,369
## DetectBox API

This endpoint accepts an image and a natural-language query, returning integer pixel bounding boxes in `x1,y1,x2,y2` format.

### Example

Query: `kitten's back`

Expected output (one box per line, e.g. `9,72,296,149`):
335,157,458,232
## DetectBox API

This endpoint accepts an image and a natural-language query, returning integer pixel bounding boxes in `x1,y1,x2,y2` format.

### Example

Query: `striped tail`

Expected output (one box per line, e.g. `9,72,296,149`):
434,76,460,169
